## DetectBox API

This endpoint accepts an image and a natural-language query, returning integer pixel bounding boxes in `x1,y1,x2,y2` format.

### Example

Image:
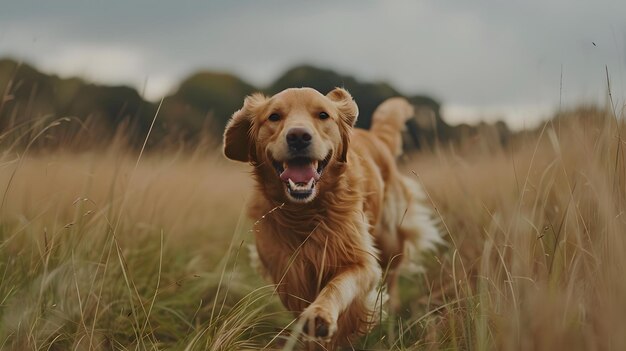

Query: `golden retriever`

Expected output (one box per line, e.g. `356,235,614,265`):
223,87,441,348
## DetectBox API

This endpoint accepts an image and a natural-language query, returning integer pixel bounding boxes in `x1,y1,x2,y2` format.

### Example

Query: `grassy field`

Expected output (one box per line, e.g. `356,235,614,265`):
0,107,625,350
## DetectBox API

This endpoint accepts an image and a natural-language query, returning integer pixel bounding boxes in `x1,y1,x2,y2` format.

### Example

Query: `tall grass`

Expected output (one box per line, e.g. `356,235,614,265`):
0,105,624,350
401,106,626,350
0,139,291,349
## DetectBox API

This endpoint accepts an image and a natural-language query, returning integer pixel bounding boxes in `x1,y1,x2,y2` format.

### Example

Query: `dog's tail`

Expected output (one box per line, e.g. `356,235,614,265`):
370,97,415,157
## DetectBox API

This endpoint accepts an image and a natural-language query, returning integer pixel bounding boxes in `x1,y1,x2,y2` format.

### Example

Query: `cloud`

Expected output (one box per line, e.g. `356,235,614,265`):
41,45,144,84
1,0,624,126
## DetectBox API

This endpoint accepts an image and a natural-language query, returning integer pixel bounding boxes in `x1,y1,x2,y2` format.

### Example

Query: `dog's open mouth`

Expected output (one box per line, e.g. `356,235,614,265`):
272,152,331,202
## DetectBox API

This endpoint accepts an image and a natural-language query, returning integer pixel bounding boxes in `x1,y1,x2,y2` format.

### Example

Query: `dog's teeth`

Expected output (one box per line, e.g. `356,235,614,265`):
288,179,296,189
312,160,319,170
306,178,314,189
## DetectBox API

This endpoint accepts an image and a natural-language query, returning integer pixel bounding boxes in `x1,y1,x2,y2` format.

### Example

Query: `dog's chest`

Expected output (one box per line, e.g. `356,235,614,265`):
256,229,358,312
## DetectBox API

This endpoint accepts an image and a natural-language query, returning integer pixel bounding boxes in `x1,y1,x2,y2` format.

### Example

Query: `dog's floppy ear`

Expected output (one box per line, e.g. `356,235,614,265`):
327,87,358,127
223,93,266,162
326,88,358,162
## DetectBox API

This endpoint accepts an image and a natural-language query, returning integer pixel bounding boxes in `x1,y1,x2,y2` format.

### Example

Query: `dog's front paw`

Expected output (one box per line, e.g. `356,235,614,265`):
300,304,337,340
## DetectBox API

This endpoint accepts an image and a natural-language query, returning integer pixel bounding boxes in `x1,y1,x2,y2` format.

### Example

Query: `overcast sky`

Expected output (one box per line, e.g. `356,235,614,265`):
1,0,625,129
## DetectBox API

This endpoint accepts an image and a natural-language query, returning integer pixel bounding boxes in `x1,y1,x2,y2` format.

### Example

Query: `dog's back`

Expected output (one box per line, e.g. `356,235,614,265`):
348,98,443,308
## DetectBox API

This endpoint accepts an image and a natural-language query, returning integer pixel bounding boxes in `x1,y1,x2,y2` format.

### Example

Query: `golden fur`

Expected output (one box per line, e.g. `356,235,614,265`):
223,87,441,349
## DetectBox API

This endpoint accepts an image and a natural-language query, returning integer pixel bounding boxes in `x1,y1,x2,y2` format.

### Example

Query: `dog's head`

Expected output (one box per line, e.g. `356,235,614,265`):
223,87,358,204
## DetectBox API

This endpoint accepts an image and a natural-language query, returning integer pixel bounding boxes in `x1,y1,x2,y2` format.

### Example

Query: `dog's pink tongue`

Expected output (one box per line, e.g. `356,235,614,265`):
280,164,318,183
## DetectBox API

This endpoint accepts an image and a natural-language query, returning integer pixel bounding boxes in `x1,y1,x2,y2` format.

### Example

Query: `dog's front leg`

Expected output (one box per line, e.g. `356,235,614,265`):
300,263,380,340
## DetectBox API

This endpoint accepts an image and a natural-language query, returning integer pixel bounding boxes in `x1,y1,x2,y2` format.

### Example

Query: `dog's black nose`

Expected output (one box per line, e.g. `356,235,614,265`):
286,127,312,152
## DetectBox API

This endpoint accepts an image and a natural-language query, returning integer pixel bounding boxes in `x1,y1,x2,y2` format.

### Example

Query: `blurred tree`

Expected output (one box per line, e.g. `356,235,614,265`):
160,71,256,143
0,58,156,148
0,57,512,151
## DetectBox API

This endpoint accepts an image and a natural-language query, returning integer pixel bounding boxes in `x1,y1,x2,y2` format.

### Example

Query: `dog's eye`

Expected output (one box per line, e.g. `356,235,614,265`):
319,112,330,120
268,113,280,122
